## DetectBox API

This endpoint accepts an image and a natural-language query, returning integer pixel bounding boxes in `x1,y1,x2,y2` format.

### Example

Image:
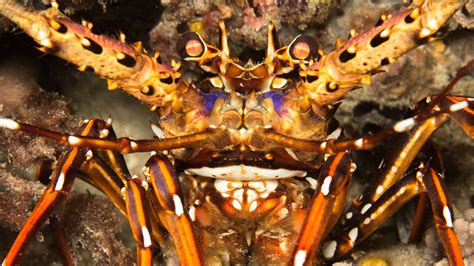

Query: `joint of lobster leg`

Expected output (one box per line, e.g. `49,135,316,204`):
3,119,102,265
146,154,184,216
325,171,424,262
422,168,464,265
146,154,203,266
124,177,154,265
291,152,352,266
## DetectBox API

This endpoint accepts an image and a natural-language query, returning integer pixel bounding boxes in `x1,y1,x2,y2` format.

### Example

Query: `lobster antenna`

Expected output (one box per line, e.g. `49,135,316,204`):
266,22,277,57
218,21,230,58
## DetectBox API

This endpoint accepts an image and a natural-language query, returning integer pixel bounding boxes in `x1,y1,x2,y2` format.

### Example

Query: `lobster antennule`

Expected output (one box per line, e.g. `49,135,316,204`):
298,0,466,106
0,1,180,107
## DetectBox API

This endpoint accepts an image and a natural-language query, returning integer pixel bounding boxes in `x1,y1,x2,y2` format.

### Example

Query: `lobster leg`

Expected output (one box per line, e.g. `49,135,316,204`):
74,119,168,247
0,118,232,153
423,168,464,265
49,215,74,266
33,161,76,265
78,155,128,216
146,154,203,265
253,95,472,154
76,119,131,215
2,119,101,265
0,96,470,155
343,95,472,221
350,114,448,208
407,140,445,242
290,152,352,266
322,165,463,265
124,176,154,266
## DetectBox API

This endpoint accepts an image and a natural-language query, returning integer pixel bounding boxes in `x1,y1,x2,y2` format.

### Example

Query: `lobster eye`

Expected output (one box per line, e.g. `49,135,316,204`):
185,39,203,57
291,42,310,60
177,32,206,59
288,34,319,62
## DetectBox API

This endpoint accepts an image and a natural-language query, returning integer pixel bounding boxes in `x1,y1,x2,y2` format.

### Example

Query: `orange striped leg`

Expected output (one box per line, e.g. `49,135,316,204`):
146,154,203,266
323,157,355,239
75,121,168,246
2,119,101,265
343,114,449,224
0,118,229,153
407,192,429,242
439,96,474,137
35,160,75,265
290,152,352,266
254,96,472,155
345,96,472,223
124,177,154,266
322,166,463,265
49,215,74,266
422,168,464,265
324,170,424,261
408,141,445,243
78,154,129,216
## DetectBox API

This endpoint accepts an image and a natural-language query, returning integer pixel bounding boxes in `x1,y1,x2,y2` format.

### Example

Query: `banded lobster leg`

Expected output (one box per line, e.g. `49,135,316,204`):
289,152,353,266
2,119,100,265
79,156,170,252
1,119,170,265
124,176,155,265
251,95,473,154
0,118,227,264
145,154,203,265
76,120,169,254
318,96,472,264
344,95,473,218
321,165,463,265
255,95,471,264
33,127,167,265
0,117,233,153
406,140,444,242
339,59,474,234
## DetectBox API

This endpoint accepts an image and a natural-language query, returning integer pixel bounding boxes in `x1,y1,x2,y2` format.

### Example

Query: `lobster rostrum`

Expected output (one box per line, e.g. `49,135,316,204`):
0,0,473,265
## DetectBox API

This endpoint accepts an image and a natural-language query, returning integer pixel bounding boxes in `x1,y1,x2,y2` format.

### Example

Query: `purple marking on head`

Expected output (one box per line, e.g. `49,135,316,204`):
202,92,226,115
263,92,284,114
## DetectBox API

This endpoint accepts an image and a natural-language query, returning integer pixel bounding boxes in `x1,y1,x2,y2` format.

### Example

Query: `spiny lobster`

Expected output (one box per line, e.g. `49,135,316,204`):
0,0,473,265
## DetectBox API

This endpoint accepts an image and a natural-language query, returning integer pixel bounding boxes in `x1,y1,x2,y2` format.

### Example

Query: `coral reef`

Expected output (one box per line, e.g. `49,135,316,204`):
0,58,133,263
149,0,343,62
57,194,133,264
454,0,474,29
0,58,78,167
0,169,132,264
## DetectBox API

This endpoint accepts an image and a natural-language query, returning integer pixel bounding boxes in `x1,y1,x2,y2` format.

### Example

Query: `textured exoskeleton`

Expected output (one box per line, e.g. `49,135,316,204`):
0,0,472,265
